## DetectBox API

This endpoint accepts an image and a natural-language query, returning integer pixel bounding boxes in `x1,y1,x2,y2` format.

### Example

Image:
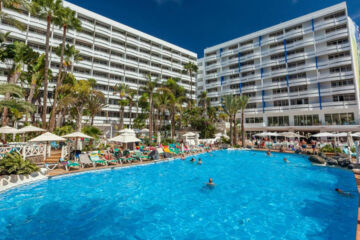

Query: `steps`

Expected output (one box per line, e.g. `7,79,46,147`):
45,150,62,164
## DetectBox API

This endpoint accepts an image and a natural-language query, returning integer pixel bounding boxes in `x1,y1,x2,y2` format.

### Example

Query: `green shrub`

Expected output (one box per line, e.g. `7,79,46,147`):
82,125,102,139
0,152,39,175
320,144,334,153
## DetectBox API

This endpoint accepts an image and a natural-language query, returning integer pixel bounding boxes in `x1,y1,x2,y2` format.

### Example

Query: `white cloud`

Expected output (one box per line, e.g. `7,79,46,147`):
154,0,182,5
352,10,360,20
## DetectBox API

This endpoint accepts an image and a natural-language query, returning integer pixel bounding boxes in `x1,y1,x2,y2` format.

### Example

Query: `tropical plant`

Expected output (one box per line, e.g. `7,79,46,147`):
0,152,39,175
48,6,81,131
113,83,130,129
238,95,249,147
82,125,102,139
0,0,28,30
198,91,210,116
30,0,63,127
222,95,240,146
126,89,136,129
86,90,106,126
182,61,198,109
0,83,34,116
1,41,38,125
143,74,158,141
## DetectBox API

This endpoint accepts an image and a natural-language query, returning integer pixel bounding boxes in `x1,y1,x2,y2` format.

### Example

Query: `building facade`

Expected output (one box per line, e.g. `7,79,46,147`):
197,2,360,134
0,1,197,128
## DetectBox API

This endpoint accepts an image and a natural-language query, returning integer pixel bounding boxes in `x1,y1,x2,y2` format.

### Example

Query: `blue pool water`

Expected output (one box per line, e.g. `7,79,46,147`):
0,150,358,240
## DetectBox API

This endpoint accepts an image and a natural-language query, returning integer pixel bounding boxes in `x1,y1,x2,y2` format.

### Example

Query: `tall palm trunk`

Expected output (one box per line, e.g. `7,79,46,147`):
189,69,192,109
170,110,175,140
41,13,52,128
76,109,83,131
233,115,237,146
24,75,37,123
49,24,67,132
119,106,124,129
128,102,133,128
241,110,245,147
229,118,233,146
149,93,153,141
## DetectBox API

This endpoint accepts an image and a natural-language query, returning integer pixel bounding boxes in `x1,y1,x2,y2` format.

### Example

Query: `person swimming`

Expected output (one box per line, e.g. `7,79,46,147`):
206,178,215,187
283,157,289,163
335,188,352,196
198,158,202,165
190,157,196,162
266,150,271,156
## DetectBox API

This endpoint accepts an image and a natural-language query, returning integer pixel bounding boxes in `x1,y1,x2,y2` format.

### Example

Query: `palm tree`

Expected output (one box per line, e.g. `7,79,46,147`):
0,83,34,114
222,95,240,146
143,74,158,141
155,91,171,133
49,7,81,132
87,88,106,126
238,95,249,147
198,91,210,116
0,0,28,30
113,83,129,129
126,89,136,129
30,0,63,128
1,41,37,125
182,61,198,109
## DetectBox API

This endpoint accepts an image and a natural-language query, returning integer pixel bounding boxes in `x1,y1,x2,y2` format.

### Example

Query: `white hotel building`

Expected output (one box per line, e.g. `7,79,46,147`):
0,1,197,127
197,2,360,134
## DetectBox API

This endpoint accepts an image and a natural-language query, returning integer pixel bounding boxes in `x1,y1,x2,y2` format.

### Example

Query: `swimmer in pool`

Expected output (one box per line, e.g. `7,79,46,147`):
198,158,202,164
335,188,352,196
181,154,185,160
206,178,215,187
190,157,196,162
283,157,290,163
266,150,272,156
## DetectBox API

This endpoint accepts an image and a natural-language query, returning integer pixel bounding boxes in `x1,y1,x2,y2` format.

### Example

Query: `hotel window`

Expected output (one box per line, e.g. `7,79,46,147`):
271,64,286,71
246,117,263,124
289,72,306,80
328,51,350,60
331,79,353,87
269,30,283,38
324,11,346,20
286,36,303,45
332,94,355,102
242,71,255,77
274,100,289,106
269,42,283,49
246,103,257,109
272,76,287,83
271,52,285,60
287,48,304,56
325,24,347,34
327,38,348,46
242,81,255,87
290,85,307,93
285,24,302,33
240,40,253,47
243,92,256,98
268,116,289,126
240,50,253,56
288,60,305,69
273,88,287,94
294,115,320,126
230,74,239,79
228,44,238,50
290,98,308,105
230,84,239,89
325,113,355,125
241,60,254,67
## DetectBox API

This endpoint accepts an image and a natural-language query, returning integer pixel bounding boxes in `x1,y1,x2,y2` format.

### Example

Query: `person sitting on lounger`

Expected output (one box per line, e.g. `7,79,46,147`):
335,188,352,196
266,150,271,156
191,157,196,162
198,158,202,165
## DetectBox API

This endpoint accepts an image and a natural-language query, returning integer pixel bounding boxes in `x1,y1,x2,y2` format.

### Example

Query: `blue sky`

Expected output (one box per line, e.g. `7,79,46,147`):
68,0,360,57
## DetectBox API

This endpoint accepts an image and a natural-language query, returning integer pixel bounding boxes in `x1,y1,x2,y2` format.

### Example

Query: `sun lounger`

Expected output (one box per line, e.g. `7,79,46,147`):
133,151,150,161
60,158,80,171
89,153,108,166
79,153,94,167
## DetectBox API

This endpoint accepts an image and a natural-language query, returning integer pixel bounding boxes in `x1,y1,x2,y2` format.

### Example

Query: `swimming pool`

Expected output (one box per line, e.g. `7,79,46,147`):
0,150,358,239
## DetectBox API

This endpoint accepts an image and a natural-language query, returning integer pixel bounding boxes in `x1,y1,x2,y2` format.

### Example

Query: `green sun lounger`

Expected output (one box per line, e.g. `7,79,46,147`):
89,154,107,166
